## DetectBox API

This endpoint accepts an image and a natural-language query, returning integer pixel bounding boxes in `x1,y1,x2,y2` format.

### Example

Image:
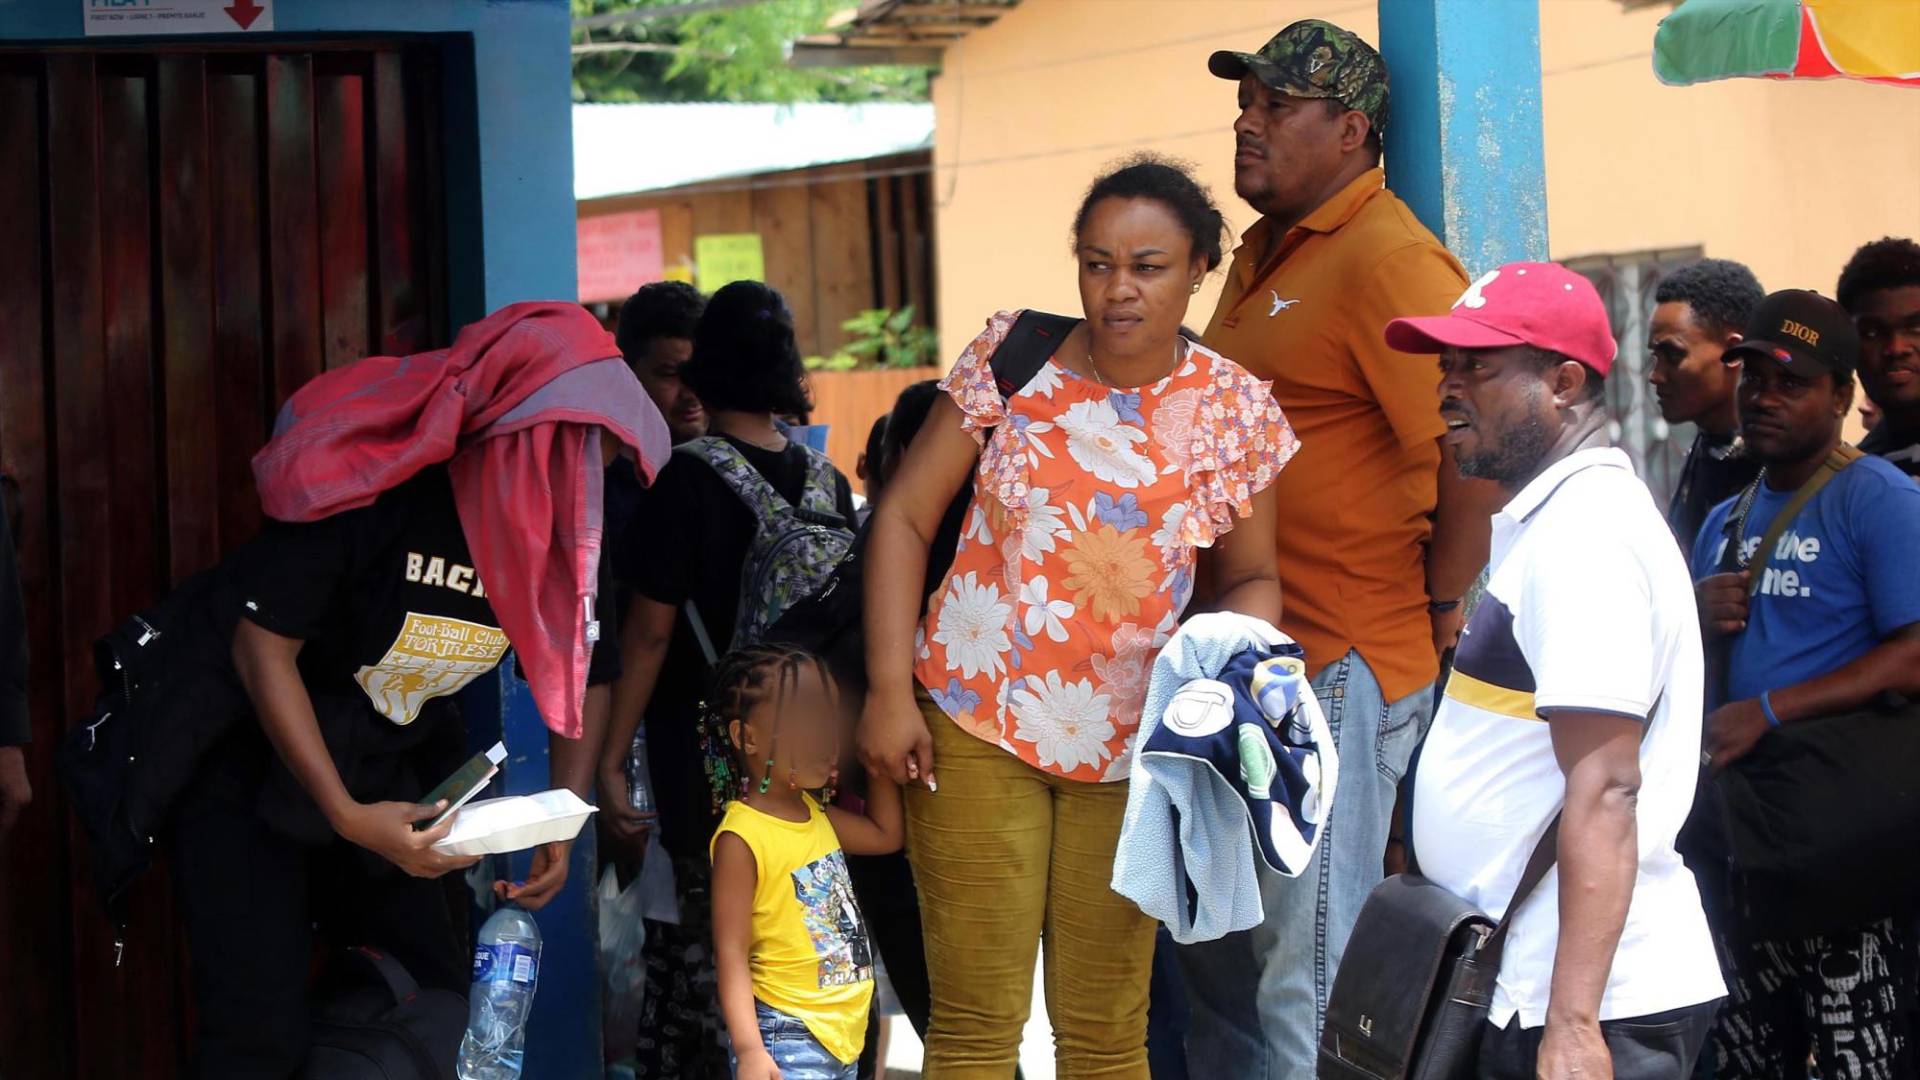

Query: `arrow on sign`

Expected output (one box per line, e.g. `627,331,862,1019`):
225,0,265,30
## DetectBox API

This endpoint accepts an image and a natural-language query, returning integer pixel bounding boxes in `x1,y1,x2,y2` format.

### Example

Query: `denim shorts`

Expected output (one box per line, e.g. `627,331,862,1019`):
735,1001,857,1080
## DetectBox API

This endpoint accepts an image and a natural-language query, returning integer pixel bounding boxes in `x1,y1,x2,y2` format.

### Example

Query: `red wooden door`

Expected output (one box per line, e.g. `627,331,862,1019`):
0,43,446,1078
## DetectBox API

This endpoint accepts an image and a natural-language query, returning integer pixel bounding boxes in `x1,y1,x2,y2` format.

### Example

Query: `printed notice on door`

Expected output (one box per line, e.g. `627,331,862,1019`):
355,614,509,726
84,0,274,37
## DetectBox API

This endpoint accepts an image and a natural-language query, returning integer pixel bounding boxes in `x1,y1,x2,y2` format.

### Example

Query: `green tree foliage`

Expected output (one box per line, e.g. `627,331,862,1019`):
805,306,939,371
572,0,930,104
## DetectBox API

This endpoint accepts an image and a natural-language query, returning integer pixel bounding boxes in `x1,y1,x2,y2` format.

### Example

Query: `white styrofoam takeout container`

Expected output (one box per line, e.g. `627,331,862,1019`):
432,788,598,857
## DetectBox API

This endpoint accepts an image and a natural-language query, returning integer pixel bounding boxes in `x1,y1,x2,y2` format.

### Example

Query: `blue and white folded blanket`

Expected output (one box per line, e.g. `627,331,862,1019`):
1111,612,1339,944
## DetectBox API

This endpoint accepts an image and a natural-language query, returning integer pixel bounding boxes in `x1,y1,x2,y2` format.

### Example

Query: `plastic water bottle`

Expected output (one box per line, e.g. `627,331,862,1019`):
457,904,542,1079
626,727,657,817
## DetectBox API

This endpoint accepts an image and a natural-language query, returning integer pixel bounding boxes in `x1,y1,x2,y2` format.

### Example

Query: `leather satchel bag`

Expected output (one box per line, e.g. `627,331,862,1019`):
1318,813,1560,1079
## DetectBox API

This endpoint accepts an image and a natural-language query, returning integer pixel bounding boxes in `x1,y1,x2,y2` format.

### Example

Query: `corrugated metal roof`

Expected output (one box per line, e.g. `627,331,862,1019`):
572,101,935,202
828,0,1019,45
792,0,1018,66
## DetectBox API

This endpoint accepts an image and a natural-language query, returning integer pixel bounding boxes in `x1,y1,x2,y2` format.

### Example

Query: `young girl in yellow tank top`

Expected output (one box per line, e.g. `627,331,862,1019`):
704,644,904,1080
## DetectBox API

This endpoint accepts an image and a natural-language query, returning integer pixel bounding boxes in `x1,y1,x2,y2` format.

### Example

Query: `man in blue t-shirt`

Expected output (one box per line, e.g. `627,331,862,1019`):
1689,290,1920,1079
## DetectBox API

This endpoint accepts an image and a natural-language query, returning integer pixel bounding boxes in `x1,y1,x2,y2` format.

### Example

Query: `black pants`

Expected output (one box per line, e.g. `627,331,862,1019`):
169,740,465,1079
633,853,731,1079
1711,915,1918,1080
1480,1002,1720,1080
846,850,931,1079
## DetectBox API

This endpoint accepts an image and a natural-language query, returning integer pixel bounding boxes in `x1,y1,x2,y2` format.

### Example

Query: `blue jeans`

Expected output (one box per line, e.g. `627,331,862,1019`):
1175,650,1431,1078
735,1001,857,1080
1146,925,1192,1080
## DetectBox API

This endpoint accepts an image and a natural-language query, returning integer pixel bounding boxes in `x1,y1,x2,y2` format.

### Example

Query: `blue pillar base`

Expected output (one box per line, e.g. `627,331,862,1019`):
463,656,603,1080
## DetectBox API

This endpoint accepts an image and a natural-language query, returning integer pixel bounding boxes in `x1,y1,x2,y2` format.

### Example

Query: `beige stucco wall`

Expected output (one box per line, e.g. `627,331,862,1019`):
930,0,1920,362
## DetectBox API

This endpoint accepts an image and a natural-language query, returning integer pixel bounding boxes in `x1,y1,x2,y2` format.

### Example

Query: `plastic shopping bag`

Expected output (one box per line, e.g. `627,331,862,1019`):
598,865,649,1063
635,831,680,925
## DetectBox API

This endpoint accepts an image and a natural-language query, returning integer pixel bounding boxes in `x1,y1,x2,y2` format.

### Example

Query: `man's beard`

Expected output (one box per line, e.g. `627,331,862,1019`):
1458,409,1553,486
1234,173,1273,213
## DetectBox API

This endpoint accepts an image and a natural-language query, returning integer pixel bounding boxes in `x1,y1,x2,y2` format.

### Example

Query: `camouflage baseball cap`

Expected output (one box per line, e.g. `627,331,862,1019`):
1209,19,1390,136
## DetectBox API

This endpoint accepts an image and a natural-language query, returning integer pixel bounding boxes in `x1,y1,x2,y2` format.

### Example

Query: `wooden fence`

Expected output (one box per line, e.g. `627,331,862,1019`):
577,151,935,362
809,366,941,479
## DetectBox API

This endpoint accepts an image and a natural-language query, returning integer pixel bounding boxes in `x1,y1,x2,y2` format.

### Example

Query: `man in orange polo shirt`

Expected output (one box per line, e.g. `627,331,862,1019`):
1176,21,1498,1077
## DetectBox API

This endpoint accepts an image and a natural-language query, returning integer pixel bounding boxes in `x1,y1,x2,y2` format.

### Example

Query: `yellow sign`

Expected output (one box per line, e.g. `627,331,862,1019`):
695,233,765,292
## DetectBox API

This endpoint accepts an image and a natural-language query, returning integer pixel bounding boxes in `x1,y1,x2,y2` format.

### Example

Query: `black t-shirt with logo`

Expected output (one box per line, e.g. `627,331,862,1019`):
615,436,854,858
235,468,619,714
212,468,618,830
237,470,506,719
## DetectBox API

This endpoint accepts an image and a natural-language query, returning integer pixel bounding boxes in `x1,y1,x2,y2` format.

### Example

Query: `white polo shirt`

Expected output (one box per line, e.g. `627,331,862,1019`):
1412,447,1724,1029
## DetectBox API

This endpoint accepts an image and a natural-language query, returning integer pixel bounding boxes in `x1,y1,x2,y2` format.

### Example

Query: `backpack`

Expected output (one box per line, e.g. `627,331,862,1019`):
57,571,228,953
303,946,469,1080
680,436,855,657
764,310,1080,716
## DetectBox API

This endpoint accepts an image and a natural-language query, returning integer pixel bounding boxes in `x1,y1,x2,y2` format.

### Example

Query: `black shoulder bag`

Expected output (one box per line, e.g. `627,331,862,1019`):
1318,813,1560,1079
1321,687,1652,1080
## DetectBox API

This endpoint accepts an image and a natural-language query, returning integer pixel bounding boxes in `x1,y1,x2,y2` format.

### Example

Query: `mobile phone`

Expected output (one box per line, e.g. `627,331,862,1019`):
414,742,507,831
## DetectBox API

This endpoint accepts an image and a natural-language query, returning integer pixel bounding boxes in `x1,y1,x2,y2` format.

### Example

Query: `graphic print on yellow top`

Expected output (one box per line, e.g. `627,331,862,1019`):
354,612,509,725
711,796,874,1064
915,310,1297,783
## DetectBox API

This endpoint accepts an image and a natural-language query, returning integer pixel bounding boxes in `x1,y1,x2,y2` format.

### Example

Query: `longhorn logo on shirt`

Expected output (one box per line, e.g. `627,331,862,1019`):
1269,290,1301,317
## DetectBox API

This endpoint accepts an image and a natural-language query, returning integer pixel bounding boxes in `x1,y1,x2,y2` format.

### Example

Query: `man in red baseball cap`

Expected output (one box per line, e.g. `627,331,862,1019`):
1376,262,1727,1078
1385,261,1618,487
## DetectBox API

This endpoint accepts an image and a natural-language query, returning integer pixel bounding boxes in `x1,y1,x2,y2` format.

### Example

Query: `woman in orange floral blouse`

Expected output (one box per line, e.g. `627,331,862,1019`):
859,157,1298,1076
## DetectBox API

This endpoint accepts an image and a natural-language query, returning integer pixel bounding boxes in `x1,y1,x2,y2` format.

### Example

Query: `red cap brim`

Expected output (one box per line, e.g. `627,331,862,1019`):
1384,314,1526,355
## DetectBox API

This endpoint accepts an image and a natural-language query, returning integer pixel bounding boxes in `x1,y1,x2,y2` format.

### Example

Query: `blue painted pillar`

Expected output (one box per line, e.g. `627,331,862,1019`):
1378,0,1549,272
429,3,601,1075
471,657,603,1080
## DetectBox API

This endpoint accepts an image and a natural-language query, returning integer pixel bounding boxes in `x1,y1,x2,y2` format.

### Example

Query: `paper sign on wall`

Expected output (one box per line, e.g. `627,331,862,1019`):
694,234,765,293
577,209,666,303
84,0,274,36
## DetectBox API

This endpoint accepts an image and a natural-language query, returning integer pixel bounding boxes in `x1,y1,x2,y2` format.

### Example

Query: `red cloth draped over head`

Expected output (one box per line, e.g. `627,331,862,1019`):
252,301,672,739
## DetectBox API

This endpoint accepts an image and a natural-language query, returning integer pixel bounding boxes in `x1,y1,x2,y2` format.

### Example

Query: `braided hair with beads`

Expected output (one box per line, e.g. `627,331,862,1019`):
697,643,840,814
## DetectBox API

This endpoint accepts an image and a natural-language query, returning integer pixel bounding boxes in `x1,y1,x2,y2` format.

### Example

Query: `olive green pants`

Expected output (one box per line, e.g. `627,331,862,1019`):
905,691,1154,1078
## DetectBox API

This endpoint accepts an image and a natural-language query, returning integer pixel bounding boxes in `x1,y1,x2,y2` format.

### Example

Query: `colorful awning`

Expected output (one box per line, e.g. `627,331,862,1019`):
1654,0,1920,88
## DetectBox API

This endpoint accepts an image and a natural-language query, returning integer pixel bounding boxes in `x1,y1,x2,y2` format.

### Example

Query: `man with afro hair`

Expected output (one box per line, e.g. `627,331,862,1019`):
1838,237,1920,477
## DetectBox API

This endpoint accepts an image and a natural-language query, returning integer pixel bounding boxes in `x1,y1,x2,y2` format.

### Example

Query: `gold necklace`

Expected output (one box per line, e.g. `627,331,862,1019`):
1086,336,1185,389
